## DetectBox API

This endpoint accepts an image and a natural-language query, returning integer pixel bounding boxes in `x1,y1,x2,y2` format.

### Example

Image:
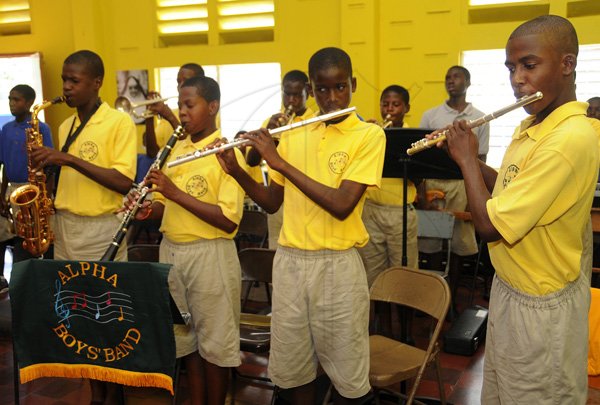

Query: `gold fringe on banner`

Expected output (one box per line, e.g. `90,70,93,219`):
19,363,174,395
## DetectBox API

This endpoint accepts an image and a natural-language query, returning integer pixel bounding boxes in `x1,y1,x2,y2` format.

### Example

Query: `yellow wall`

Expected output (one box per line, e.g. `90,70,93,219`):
0,0,599,136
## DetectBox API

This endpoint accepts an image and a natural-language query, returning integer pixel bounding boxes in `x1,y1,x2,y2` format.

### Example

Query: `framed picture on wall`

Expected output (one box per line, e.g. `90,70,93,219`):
116,69,149,124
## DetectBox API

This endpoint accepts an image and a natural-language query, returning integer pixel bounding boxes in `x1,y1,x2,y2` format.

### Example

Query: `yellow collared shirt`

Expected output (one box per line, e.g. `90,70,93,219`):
487,101,599,295
270,112,386,250
155,129,246,242
55,102,137,216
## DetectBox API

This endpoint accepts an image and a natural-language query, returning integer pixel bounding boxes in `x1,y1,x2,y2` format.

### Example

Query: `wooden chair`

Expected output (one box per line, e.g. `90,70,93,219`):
369,267,450,405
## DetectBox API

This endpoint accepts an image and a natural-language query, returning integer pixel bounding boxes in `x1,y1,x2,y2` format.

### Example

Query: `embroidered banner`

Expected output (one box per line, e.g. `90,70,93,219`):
10,259,175,394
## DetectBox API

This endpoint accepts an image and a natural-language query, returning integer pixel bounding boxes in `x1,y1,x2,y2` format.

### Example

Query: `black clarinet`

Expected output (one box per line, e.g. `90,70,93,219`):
101,125,186,261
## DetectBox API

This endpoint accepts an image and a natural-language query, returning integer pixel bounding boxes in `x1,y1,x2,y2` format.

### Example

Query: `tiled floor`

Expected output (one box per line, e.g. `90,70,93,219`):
1,254,599,404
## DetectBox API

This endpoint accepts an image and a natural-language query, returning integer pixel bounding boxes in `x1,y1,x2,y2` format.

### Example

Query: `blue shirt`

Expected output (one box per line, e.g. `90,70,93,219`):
0,117,53,183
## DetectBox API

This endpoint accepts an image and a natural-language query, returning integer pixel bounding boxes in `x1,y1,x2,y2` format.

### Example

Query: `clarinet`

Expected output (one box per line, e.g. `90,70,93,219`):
101,125,186,261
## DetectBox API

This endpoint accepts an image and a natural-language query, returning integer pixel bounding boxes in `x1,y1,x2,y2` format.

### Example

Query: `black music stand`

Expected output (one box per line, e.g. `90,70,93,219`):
382,128,463,266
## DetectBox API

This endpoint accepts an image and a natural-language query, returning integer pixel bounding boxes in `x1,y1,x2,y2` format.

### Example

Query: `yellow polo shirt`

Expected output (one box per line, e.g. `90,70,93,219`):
270,112,386,250
261,106,315,129
487,101,599,295
55,102,137,216
155,129,246,242
365,122,416,205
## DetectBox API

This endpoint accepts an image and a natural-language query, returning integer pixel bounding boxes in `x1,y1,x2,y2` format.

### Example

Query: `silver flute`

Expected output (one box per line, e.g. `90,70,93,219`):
406,91,543,155
167,106,356,168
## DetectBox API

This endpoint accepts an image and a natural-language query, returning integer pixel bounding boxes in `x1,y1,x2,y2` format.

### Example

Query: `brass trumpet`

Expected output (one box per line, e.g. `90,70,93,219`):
277,105,295,127
381,114,393,129
406,92,543,155
115,95,177,119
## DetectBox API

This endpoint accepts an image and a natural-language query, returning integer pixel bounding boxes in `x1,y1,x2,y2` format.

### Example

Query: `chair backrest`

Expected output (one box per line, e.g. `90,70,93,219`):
127,244,160,262
238,248,275,283
416,209,455,239
236,210,268,248
370,266,450,322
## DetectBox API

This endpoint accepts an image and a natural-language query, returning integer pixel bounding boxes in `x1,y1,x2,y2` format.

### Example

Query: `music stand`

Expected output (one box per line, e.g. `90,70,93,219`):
382,128,463,267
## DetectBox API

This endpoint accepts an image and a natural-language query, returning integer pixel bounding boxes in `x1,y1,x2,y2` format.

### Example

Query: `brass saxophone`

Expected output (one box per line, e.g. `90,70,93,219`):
9,96,65,256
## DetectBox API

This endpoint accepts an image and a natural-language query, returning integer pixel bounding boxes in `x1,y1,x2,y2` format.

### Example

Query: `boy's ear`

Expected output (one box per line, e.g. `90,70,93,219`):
208,100,220,116
306,82,314,98
351,77,357,93
405,103,411,114
93,76,103,91
562,53,577,75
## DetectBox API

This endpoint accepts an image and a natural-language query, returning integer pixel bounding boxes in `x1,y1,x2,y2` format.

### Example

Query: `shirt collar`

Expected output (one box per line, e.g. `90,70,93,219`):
312,111,361,132
442,102,473,117
515,101,588,141
182,129,221,150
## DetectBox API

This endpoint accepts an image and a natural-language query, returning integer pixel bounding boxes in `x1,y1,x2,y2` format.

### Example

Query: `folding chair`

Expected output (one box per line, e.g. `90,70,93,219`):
416,209,455,278
369,267,450,405
232,248,276,404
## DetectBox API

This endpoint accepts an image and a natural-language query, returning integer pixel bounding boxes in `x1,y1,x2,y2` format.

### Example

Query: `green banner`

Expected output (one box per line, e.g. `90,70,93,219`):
10,259,176,394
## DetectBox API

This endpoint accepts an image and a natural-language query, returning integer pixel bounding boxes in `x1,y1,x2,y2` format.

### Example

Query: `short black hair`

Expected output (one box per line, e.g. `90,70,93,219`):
282,70,308,85
381,85,409,105
447,65,470,82
588,97,600,104
510,15,578,56
181,76,220,102
11,84,36,102
64,50,104,79
180,63,205,78
308,47,352,79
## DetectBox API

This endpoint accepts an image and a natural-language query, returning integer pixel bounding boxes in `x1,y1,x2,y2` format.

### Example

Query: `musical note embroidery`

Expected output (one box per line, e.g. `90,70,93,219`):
71,292,87,309
53,280,71,328
52,285,133,324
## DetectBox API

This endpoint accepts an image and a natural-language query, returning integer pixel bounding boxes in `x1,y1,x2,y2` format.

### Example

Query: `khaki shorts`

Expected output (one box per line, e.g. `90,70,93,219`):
53,210,127,261
268,246,370,398
418,179,477,256
482,274,589,404
161,237,241,366
359,199,418,287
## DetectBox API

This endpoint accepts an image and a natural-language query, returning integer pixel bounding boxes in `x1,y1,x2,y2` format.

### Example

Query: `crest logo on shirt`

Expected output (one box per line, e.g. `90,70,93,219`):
503,164,519,188
186,175,208,198
79,141,98,161
328,152,349,174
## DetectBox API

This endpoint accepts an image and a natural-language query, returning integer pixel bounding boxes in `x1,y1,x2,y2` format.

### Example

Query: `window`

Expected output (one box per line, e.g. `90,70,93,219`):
157,62,281,138
156,0,274,46
0,52,44,127
463,44,600,168
0,0,31,35
469,0,537,5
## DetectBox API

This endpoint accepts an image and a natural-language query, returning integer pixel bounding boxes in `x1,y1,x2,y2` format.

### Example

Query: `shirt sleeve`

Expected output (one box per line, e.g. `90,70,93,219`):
111,114,137,180
341,125,386,188
477,122,490,155
217,148,246,225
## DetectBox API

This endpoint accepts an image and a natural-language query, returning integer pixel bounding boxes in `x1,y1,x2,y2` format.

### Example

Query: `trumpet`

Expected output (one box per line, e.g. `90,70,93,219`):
277,105,295,126
167,106,356,168
407,92,543,155
381,114,393,129
114,95,178,119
